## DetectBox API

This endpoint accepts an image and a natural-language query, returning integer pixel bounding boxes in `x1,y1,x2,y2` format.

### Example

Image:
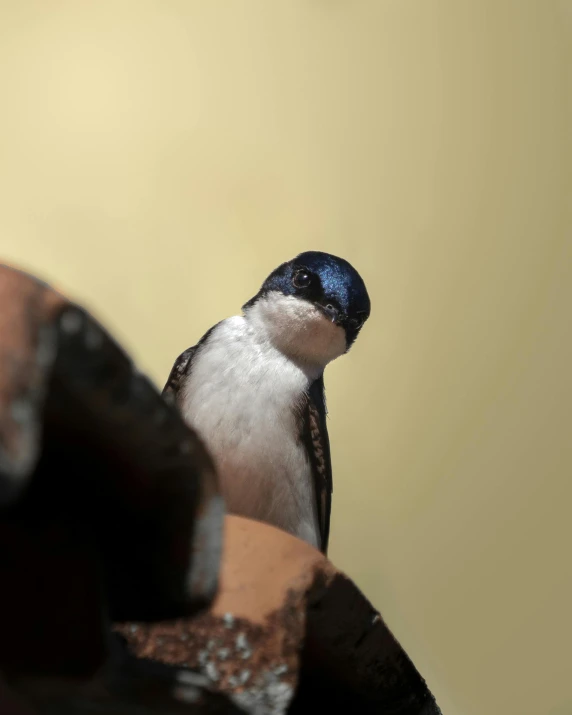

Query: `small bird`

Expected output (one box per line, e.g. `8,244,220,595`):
163,251,370,554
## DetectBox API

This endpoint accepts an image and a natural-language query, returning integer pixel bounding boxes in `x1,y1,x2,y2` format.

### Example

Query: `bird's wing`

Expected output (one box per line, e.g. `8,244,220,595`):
162,324,221,406
302,376,333,554
162,345,198,406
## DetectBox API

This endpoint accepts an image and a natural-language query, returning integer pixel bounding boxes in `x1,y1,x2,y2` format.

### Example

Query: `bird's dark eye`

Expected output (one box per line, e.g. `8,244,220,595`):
292,269,312,288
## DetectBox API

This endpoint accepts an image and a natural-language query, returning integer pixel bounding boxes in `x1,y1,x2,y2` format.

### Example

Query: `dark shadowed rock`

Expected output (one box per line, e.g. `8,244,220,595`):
117,515,441,714
0,262,441,714
0,264,229,712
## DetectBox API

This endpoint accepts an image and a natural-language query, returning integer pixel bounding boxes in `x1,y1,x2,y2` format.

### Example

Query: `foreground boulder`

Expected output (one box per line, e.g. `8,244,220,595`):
0,263,441,714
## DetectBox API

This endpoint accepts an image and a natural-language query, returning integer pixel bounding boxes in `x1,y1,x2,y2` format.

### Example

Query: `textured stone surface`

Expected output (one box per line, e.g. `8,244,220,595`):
0,263,229,712
6,654,246,714
116,516,326,714
0,265,64,503
0,263,223,624
0,262,441,713
117,516,441,714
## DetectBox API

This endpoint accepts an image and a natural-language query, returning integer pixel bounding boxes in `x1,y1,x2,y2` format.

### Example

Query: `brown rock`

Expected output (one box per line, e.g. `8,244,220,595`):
0,262,441,713
0,264,65,502
0,263,223,626
117,516,441,714
0,263,227,710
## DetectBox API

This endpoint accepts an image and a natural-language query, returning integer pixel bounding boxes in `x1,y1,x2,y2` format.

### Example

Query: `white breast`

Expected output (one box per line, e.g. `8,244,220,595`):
179,315,321,548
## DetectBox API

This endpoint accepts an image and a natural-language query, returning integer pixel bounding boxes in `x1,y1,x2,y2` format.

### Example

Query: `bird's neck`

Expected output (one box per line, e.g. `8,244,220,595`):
243,292,345,379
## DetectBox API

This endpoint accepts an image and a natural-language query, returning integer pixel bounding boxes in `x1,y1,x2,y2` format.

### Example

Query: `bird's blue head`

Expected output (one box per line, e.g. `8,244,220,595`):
243,251,370,358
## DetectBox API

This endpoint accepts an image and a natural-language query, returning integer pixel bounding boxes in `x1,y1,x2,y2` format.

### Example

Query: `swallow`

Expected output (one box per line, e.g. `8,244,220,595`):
163,251,370,553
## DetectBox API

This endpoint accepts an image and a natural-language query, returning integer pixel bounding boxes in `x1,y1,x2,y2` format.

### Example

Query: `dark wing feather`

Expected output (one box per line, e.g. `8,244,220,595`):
302,376,333,554
162,346,197,406
162,323,221,406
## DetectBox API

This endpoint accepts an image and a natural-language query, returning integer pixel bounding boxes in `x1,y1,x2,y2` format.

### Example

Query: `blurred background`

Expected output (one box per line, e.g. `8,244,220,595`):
1,2,571,713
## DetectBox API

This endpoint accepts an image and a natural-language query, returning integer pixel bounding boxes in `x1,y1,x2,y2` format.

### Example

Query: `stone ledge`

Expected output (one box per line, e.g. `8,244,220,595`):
0,262,441,714
117,515,441,714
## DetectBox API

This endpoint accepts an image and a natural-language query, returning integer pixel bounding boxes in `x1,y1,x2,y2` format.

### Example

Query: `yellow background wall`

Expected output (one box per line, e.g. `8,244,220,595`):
1,2,571,713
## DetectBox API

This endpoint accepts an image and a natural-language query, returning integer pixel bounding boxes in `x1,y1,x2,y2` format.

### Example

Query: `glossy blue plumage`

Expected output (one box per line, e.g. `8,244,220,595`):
295,251,370,319
243,250,370,348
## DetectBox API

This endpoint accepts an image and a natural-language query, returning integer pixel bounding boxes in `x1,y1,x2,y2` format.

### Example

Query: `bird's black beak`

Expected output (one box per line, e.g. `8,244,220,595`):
318,303,344,325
